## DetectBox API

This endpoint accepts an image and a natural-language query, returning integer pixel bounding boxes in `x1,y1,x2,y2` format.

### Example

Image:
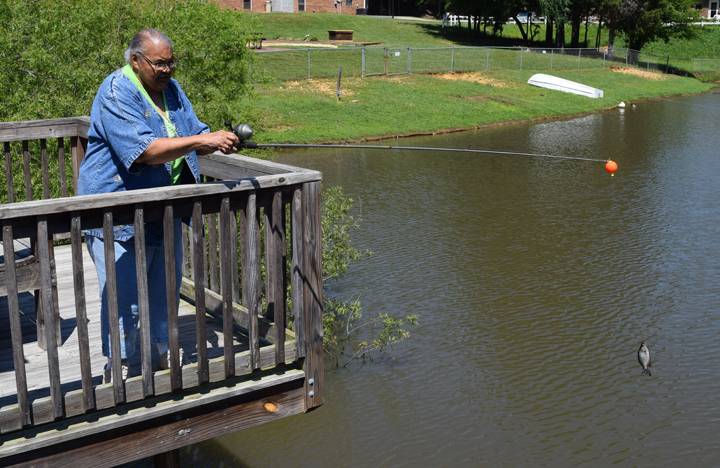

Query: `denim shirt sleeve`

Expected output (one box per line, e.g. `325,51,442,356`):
101,74,159,170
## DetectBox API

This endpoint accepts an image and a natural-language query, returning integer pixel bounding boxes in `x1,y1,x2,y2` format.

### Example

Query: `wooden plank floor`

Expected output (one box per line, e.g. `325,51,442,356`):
0,243,243,408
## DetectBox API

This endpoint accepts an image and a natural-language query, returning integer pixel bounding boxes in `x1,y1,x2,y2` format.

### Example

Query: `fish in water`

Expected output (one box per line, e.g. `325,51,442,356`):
638,342,651,376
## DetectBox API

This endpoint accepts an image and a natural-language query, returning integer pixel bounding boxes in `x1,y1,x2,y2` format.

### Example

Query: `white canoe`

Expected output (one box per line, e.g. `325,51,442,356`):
527,73,604,99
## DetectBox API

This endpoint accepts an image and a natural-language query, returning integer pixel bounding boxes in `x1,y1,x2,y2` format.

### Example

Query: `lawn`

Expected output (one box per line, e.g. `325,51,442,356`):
248,67,711,144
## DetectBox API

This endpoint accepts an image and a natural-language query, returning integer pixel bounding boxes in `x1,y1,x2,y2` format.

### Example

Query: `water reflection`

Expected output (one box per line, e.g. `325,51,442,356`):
185,94,720,467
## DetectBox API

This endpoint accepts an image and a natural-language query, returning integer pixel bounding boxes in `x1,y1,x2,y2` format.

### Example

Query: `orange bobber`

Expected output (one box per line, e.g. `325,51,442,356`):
605,160,618,176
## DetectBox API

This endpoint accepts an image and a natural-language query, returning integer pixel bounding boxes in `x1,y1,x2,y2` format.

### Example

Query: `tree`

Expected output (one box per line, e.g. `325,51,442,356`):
611,0,698,63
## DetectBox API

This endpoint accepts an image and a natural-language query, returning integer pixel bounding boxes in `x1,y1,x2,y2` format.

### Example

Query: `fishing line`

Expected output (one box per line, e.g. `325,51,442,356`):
229,123,618,174
244,142,608,163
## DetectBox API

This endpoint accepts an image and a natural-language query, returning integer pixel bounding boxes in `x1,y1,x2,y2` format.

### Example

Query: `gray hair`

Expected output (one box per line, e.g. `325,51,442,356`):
124,28,174,63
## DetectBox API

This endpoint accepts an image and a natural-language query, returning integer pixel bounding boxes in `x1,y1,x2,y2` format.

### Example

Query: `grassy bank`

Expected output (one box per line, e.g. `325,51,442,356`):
247,67,712,144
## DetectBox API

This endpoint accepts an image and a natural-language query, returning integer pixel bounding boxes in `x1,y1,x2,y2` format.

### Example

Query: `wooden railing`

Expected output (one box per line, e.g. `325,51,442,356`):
0,118,323,442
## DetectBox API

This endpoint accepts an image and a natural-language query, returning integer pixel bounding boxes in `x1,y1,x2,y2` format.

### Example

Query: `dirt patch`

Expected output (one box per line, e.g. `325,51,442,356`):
609,66,666,80
432,72,511,88
282,79,357,97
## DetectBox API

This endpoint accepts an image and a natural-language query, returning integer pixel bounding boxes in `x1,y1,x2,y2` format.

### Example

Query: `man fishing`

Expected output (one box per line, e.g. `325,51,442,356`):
78,28,238,381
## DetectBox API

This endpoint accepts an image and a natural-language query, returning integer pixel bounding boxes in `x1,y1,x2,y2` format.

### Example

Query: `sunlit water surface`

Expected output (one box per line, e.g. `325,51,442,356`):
183,94,720,467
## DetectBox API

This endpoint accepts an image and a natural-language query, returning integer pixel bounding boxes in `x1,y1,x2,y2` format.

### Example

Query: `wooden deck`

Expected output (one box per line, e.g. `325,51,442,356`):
0,241,244,408
0,117,324,465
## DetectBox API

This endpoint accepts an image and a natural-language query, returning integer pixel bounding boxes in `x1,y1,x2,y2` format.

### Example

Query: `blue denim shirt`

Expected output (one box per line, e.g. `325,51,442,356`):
78,68,209,240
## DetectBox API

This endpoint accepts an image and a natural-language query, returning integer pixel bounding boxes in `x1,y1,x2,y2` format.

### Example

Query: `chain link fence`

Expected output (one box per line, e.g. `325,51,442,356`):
250,46,679,83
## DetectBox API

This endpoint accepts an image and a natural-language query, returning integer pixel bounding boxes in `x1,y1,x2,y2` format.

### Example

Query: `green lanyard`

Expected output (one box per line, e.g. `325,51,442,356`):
122,64,185,184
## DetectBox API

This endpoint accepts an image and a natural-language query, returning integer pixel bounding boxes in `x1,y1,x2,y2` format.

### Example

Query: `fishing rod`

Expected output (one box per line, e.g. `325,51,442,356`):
228,123,619,176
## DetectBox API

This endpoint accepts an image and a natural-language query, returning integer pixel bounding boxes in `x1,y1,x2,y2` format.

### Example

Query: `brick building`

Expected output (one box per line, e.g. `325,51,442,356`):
217,0,368,14
697,1,720,18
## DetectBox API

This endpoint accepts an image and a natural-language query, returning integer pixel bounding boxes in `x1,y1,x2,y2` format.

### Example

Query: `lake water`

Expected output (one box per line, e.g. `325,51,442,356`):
184,94,720,466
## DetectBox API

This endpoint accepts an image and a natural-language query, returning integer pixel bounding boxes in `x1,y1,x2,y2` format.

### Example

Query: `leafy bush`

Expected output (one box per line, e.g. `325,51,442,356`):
321,187,417,367
0,0,254,128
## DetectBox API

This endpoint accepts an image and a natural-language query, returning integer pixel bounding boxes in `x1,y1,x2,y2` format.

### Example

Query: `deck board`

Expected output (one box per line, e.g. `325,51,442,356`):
0,242,243,408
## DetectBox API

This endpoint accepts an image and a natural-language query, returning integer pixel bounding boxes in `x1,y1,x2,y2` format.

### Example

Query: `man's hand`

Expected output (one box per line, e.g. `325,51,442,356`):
198,130,240,154
137,130,241,165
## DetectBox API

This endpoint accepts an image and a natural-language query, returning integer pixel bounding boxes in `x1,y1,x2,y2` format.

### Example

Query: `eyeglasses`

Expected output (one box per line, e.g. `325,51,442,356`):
136,52,177,72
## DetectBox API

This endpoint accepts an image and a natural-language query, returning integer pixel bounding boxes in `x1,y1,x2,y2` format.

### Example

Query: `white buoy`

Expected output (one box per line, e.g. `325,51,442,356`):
618,101,626,108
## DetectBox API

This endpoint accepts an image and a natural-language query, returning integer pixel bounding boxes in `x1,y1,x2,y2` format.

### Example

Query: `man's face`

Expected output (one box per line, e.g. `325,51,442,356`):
131,39,175,93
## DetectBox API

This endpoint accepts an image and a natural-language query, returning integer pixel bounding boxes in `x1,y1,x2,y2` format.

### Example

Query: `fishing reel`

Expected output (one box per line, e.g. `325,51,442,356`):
225,121,257,149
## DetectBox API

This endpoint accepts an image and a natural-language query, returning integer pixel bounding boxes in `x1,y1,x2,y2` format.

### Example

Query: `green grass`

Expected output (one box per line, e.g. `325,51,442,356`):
249,68,711,144
248,12,451,47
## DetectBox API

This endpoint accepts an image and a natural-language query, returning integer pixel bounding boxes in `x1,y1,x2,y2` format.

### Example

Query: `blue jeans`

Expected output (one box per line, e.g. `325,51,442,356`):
86,220,183,371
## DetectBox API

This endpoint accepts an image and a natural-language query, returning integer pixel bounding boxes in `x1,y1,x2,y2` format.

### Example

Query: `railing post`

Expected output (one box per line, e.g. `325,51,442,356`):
2,223,31,427
450,47,455,73
220,196,238,377
103,211,125,404
485,48,490,71
550,48,554,70
191,200,209,385
302,181,323,410
70,136,86,195
265,190,286,365
242,192,261,371
3,142,15,203
291,187,305,359
133,207,154,397
71,215,96,410
406,47,412,74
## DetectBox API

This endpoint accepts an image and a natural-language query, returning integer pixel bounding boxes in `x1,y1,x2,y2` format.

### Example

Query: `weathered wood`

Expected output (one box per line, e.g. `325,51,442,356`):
163,204,181,391
0,253,43,295
69,136,85,195
243,192,261,370
153,449,179,468
36,218,63,419
179,278,294,345
30,397,54,426
102,210,125,404
181,224,191,278
219,197,235,378
57,137,67,197
302,182,324,409
21,141,32,201
40,139,50,199
230,208,240,305
3,142,14,203
133,206,154,397
0,405,22,434
47,240,62,356
0,347,304,463
2,225,31,427
265,190,287,365
198,151,314,178
3,381,306,467
291,187,305,358
0,119,86,143
70,216,95,412
0,172,320,222
191,201,209,384
207,212,219,292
